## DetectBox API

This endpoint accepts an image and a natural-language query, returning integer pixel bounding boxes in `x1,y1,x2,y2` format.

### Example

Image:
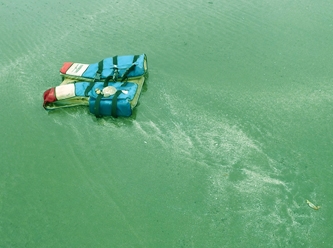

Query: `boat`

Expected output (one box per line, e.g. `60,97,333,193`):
43,54,148,118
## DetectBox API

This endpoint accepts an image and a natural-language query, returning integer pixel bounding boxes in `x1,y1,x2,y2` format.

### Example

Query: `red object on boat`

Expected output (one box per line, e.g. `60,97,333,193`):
43,87,57,108
60,62,73,74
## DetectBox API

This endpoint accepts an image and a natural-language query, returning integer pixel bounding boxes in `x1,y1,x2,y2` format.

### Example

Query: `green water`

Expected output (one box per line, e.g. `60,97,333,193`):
1,0,332,247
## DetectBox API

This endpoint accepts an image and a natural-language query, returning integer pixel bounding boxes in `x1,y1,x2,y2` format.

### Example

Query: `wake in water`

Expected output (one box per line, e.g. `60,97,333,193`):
131,88,318,247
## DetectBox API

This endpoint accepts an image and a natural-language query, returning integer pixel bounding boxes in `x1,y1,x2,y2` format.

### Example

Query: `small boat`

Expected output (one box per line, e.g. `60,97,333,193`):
43,54,148,118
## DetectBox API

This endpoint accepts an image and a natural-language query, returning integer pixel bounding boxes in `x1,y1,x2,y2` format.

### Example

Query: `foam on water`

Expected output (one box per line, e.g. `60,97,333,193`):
129,83,324,246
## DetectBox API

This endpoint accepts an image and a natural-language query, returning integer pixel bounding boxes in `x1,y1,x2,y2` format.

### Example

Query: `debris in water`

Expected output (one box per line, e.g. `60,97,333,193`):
306,200,320,210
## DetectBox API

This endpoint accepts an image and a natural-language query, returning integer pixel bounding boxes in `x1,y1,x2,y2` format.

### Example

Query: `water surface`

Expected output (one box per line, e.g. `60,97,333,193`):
1,0,332,247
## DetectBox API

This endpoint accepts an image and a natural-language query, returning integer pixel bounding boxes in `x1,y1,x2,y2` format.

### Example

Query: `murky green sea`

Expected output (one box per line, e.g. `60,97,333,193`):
1,0,333,247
